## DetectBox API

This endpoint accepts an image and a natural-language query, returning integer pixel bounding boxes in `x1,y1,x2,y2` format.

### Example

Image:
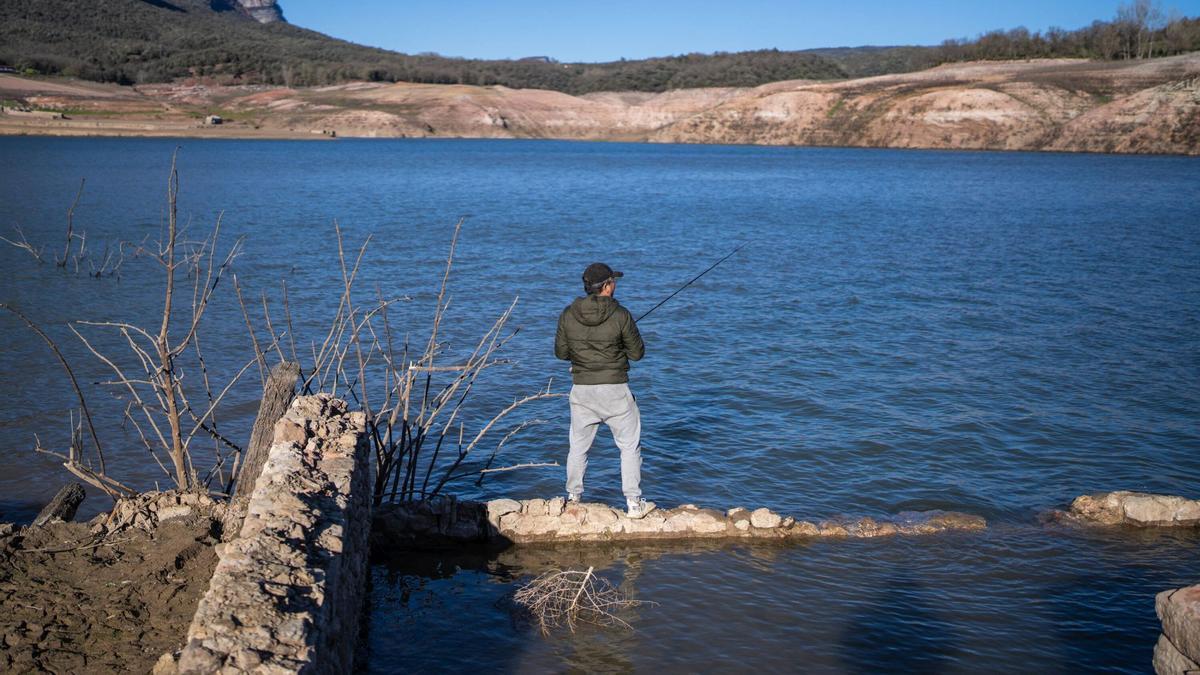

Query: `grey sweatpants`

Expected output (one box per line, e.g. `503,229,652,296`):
566,383,642,501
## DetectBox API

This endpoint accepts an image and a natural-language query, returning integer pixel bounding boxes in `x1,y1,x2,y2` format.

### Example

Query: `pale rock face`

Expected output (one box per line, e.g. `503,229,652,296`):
750,508,783,529
1157,585,1200,668
237,0,285,24
1154,633,1200,674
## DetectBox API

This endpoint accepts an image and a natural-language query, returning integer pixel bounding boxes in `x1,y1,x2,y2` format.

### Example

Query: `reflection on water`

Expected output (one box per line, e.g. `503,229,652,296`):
366,525,1200,673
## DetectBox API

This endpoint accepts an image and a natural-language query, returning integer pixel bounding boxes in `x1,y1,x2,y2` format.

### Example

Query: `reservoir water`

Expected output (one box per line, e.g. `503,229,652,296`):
1,137,1198,672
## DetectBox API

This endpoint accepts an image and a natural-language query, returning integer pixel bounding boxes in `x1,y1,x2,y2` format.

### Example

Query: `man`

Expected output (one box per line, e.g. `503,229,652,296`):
554,262,655,519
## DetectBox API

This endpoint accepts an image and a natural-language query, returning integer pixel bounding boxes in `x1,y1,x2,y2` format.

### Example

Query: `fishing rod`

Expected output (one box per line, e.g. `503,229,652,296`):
636,242,748,322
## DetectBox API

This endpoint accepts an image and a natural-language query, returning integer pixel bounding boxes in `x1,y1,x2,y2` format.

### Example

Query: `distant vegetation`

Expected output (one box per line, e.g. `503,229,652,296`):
0,0,1197,92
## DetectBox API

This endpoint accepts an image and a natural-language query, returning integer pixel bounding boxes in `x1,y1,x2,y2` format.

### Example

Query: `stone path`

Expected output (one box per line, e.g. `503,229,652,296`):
373,496,987,546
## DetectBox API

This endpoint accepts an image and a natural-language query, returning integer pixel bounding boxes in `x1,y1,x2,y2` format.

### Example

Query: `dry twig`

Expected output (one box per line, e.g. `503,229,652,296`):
512,567,654,635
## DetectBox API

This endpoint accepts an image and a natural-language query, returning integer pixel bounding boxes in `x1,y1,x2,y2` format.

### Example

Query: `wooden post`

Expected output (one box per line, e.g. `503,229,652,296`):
233,361,300,499
32,482,86,527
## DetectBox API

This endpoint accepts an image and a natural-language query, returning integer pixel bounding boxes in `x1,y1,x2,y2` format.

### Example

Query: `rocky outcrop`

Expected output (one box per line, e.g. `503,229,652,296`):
373,497,986,547
1154,584,1200,674
1057,491,1200,527
172,394,370,674
237,0,284,24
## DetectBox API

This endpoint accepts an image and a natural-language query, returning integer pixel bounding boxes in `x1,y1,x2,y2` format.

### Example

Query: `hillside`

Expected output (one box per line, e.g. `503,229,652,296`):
0,0,845,90
2,54,1197,155
3,0,1197,93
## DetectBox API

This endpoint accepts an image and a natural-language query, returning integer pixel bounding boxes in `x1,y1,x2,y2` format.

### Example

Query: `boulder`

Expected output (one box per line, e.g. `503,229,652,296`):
1069,492,1200,527
690,509,729,534
1153,633,1200,674
750,508,783,529
1157,585,1200,666
788,520,820,536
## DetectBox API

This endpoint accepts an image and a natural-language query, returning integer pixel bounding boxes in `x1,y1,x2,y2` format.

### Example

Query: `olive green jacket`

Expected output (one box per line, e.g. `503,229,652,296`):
554,295,645,385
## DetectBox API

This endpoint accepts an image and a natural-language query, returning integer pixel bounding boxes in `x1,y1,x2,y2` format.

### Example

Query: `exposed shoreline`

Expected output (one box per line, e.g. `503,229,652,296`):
3,53,1198,155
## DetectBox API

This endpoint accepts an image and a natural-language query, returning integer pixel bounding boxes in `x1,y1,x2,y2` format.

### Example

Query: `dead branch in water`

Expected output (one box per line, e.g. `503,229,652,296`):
3,177,132,277
0,225,46,263
57,178,84,268
67,149,248,492
266,216,565,504
0,303,135,499
513,566,655,635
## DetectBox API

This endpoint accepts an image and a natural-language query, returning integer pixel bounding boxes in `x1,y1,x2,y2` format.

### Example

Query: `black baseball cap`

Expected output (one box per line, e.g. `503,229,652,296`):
582,262,623,288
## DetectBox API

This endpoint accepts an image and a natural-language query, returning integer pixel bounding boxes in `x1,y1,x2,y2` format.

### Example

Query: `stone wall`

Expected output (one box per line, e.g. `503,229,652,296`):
173,394,370,674
373,496,986,546
1154,584,1200,674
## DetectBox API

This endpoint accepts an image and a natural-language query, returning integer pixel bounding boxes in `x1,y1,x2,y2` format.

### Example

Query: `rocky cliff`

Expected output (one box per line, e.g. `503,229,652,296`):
237,0,284,24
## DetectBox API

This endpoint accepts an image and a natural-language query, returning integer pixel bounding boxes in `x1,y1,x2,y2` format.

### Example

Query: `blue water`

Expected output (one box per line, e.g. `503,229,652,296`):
1,137,1198,672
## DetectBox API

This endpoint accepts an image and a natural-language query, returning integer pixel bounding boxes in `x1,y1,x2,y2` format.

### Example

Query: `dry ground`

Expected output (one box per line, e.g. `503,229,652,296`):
0,518,218,673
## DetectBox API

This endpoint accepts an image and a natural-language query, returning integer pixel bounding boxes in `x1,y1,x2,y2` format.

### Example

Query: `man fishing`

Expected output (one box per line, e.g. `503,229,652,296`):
555,262,655,519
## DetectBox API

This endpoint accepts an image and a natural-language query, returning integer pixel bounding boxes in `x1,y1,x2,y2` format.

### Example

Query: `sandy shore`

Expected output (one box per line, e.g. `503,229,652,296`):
0,116,332,140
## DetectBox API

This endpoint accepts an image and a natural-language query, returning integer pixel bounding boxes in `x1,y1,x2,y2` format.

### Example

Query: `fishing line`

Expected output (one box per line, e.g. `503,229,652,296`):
635,242,748,322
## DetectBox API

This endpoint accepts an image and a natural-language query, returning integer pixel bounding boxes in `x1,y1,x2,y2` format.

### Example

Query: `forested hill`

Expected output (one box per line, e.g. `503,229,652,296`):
1,0,1198,93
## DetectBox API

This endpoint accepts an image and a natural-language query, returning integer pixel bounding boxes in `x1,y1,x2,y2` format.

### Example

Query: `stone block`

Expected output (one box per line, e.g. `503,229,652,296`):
750,508,783,529
523,498,547,516
584,504,620,527
486,499,521,529
1069,491,1200,527
1157,585,1200,665
157,505,194,522
151,653,178,675
272,418,307,445
818,521,849,536
690,509,729,534
1126,494,1200,525
662,512,695,533
789,520,820,536
511,515,561,538
497,512,521,533
1153,633,1200,674
623,513,667,534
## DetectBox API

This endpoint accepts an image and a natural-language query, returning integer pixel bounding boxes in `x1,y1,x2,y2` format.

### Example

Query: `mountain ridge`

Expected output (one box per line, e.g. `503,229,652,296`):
2,0,1196,93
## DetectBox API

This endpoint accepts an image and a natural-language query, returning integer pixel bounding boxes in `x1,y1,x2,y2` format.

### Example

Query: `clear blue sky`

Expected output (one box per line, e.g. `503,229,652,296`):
280,0,1200,62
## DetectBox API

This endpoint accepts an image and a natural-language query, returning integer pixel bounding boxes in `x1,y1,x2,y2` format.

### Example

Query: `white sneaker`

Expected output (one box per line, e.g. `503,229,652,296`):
626,499,656,519
567,493,582,504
